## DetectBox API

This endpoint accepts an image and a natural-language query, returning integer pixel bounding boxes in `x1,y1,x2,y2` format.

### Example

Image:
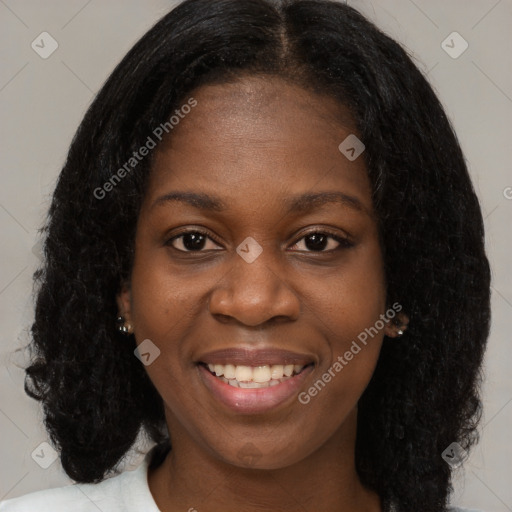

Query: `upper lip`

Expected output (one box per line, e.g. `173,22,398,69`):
197,347,316,367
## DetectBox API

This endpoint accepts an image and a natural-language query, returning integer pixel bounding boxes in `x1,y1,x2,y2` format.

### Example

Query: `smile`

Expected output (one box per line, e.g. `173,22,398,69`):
197,361,314,414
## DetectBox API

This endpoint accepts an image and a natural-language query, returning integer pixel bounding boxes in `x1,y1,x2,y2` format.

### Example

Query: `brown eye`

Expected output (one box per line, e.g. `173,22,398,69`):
290,231,353,252
167,230,222,252
166,228,353,254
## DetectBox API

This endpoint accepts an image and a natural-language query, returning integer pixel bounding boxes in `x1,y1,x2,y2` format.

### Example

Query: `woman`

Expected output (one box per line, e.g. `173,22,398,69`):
0,0,490,511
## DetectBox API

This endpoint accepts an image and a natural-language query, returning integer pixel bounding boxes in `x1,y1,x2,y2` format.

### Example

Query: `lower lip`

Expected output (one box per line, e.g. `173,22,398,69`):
197,364,314,414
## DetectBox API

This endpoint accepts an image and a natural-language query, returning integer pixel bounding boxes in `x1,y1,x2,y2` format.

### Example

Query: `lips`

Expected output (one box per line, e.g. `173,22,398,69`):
195,347,316,414
197,347,315,367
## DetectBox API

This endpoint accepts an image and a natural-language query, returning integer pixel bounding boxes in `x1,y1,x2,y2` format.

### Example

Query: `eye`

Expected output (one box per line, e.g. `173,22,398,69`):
167,229,222,252
166,228,353,253
289,230,353,253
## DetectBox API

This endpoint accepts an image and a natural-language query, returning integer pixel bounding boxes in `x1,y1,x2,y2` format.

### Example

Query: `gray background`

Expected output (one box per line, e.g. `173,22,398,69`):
0,0,511,510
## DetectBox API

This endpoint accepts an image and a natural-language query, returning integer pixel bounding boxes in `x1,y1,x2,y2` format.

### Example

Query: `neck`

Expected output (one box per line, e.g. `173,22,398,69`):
147,408,381,512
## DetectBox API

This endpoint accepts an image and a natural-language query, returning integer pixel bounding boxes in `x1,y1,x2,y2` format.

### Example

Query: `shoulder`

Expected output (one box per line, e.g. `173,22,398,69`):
0,483,93,512
449,507,484,512
0,449,160,512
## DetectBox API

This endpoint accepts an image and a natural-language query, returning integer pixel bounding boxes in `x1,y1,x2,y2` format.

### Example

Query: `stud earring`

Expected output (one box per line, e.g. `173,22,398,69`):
116,315,133,334
396,325,408,337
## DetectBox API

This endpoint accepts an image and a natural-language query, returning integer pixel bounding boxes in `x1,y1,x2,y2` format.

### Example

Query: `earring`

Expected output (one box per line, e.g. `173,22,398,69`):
116,315,133,334
396,325,408,337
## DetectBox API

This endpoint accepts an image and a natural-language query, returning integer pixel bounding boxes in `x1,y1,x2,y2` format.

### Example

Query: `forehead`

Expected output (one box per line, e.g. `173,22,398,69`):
143,75,372,216
167,74,358,146
184,74,355,125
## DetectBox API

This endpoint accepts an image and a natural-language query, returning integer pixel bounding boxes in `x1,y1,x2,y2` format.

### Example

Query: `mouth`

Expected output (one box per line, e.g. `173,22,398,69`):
196,355,315,414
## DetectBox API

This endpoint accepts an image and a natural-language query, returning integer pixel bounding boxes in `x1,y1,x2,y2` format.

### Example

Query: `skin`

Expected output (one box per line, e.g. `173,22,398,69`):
117,75,408,512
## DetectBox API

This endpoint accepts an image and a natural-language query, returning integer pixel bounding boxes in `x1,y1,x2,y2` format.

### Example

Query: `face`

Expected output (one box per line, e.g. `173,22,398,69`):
118,75,404,470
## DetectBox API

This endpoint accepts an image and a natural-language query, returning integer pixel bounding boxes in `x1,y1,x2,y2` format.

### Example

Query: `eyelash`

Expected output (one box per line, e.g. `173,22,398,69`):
166,228,353,253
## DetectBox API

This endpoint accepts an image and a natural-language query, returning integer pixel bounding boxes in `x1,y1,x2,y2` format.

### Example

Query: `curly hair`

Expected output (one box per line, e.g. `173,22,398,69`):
23,0,491,510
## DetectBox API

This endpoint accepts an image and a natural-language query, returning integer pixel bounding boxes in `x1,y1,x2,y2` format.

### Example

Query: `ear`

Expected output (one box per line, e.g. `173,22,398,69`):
116,280,134,328
384,311,410,338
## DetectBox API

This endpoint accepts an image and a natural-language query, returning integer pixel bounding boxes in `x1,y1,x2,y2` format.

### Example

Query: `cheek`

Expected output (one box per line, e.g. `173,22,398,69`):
128,253,203,413
312,240,386,342
301,242,386,407
129,246,200,338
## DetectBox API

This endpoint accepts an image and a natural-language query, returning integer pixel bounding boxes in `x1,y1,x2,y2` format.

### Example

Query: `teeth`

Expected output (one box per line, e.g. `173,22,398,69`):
219,376,285,389
270,365,284,379
239,381,263,388
283,364,294,377
205,362,307,386
253,365,271,383
223,364,236,379
235,365,253,382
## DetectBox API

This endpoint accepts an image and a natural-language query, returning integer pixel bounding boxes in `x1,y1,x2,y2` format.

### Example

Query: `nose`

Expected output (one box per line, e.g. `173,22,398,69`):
208,245,301,327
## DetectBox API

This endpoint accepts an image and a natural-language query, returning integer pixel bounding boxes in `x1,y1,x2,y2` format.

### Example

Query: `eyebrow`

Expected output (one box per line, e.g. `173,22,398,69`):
151,190,369,215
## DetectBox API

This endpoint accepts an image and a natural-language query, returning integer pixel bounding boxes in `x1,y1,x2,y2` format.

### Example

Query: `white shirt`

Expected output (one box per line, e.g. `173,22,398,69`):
0,448,160,512
0,448,483,512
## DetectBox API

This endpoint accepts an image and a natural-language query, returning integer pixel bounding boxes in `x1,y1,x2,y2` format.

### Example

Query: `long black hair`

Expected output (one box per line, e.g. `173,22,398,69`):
23,1,491,510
